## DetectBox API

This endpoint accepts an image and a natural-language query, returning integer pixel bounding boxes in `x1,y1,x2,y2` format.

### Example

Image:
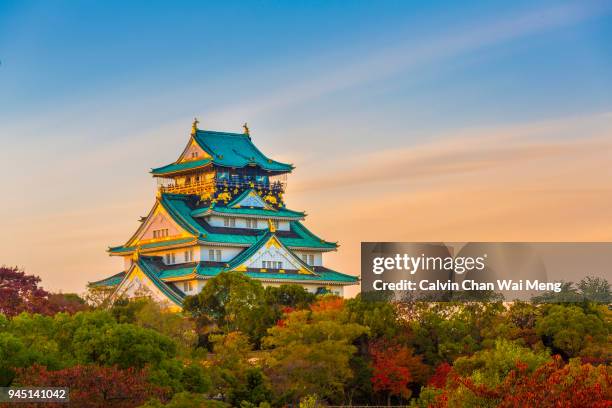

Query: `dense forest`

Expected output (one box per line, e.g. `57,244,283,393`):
0,266,610,407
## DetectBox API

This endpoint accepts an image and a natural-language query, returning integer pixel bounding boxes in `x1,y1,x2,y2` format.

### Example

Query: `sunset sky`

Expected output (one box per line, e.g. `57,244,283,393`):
1,1,611,295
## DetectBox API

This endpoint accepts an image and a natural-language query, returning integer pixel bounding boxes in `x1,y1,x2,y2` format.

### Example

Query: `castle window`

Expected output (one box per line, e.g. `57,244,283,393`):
153,229,169,239
191,151,198,158
263,261,282,269
208,249,221,261
183,281,194,292
246,219,258,229
165,253,176,264
223,218,236,227
301,254,315,265
184,249,194,262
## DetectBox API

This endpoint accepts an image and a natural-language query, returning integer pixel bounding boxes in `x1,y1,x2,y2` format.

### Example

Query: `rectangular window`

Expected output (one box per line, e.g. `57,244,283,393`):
184,249,194,262
302,254,307,263
308,254,315,265
276,261,282,269
165,253,176,264
223,218,236,227
183,281,194,292
246,219,258,229
209,249,221,261
262,261,268,269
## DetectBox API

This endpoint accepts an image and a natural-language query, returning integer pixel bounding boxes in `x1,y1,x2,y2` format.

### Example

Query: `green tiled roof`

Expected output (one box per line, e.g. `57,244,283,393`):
135,257,185,306
246,268,358,283
89,271,126,287
194,130,293,172
108,237,196,254
161,193,336,250
191,204,305,220
157,265,196,280
151,158,212,176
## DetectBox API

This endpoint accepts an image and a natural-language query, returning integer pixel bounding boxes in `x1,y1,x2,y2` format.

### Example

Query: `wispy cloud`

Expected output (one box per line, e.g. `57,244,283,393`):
208,1,612,120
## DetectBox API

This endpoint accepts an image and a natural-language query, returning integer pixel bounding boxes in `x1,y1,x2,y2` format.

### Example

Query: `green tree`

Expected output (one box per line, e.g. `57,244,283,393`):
535,304,608,358
208,331,270,405
262,299,368,404
345,294,402,340
453,339,550,388
139,391,228,407
183,272,272,345
264,284,315,309
111,298,197,353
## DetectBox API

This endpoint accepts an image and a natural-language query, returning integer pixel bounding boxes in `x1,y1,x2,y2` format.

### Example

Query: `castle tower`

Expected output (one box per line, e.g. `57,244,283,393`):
90,120,358,308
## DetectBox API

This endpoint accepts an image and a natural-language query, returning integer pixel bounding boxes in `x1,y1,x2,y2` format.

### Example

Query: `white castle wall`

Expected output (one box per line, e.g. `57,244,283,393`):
207,215,290,231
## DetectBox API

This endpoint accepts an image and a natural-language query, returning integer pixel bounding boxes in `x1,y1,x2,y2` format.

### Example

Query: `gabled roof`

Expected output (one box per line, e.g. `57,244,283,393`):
225,230,316,275
151,158,212,176
227,188,271,209
109,193,336,255
134,256,185,306
93,255,358,301
151,130,293,176
193,130,293,172
191,191,305,220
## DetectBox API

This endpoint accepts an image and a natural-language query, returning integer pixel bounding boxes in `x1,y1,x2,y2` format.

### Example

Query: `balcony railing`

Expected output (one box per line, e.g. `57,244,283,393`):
158,179,285,196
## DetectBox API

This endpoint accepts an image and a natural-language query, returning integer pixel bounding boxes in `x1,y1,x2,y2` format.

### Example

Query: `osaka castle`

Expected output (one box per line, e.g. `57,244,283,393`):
90,120,357,309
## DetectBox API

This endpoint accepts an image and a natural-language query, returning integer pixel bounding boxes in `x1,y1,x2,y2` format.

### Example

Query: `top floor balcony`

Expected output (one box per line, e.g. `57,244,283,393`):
157,172,287,196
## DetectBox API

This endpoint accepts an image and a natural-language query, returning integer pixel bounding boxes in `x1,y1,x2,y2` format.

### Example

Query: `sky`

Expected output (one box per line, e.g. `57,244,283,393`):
0,1,611,296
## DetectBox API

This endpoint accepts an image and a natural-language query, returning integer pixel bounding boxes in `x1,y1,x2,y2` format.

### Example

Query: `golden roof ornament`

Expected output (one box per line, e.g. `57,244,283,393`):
191,118,199,135
243,122,250,136
268,219,276,233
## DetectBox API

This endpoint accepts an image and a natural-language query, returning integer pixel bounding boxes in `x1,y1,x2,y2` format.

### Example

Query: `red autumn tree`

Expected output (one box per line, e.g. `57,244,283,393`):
428,362,452,389
434,356,612,407
14,364,168,408
0,266,50,317
310,297,344,312
370,340,429,404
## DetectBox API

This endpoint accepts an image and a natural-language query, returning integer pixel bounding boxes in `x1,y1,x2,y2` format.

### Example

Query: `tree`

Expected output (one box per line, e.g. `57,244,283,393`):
138,392,228,407
111,298,197,353
0,266,51,317
369,340,429,405
345,294,402,340
408,302,481,365
264,284,315,309
452,339,550,388
72,322,177,369
48,292,88,313
15,364,167,408
577,276,611,303
535,304,608,358
441,356,612,408
262,299,368,404
183,272,272,345
207,331,270,405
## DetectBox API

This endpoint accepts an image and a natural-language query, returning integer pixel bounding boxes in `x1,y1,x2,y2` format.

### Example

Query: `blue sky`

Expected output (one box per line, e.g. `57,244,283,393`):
1,1,611,293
